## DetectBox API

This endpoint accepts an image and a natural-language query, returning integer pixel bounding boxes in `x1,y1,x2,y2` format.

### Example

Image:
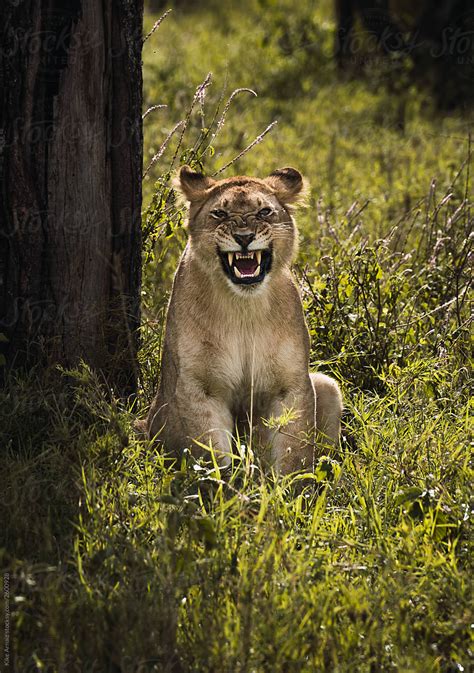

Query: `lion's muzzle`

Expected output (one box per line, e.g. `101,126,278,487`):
219,248,272,285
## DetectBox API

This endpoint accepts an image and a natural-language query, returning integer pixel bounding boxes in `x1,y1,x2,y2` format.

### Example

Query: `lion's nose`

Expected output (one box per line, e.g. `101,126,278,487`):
233,233,255,249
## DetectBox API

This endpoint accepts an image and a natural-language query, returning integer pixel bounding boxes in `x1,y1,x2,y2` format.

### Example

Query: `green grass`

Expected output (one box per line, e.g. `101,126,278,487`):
2,1,473,671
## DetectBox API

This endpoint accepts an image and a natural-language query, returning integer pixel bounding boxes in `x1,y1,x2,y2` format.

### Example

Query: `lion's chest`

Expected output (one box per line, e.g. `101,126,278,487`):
189,325,302,416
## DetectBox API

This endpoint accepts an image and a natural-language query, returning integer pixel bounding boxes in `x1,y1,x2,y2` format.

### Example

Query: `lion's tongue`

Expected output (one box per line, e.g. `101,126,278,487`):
234,257,258,275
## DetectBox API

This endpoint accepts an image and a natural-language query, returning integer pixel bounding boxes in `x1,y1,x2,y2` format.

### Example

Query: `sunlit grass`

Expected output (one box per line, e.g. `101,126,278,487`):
2,1,473,671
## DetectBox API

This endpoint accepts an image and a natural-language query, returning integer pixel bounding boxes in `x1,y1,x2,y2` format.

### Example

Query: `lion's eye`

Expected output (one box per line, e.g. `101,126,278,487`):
257,207,272,218
211,209,228,219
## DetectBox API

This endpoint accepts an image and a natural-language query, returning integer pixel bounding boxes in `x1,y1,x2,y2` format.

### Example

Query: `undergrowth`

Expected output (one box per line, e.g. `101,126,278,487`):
1,1,473,672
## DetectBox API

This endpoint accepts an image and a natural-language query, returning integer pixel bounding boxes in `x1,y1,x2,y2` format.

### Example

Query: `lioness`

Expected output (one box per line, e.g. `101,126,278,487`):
143,165,342,474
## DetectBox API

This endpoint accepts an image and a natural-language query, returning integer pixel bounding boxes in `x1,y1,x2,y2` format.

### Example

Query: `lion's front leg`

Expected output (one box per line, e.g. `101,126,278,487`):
148,379,234,467
260,373,343,475
260,381,317,475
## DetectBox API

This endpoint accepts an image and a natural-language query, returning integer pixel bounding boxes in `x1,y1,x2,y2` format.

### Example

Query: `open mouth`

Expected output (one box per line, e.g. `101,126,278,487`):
219,248,272,285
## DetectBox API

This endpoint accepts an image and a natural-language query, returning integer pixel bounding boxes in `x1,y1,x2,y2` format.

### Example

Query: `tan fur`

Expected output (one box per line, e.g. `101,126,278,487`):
143,166,342,474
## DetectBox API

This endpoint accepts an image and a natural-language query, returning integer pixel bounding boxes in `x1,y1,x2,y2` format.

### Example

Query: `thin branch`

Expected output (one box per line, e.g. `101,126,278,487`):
212,120,278,176
143,120,186,178
142,104,167,120
397,296,459,328
143,9,172,44
214,88,257,139
167,73,213,173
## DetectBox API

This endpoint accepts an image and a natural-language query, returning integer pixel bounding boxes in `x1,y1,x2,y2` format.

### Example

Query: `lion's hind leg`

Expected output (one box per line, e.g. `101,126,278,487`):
310,372,343,447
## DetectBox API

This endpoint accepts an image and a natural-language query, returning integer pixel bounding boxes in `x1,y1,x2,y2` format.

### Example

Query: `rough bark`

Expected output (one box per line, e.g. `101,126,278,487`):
0,0,143,397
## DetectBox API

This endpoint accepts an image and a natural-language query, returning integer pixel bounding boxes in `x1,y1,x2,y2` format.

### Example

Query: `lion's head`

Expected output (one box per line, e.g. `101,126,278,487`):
177,166,306,294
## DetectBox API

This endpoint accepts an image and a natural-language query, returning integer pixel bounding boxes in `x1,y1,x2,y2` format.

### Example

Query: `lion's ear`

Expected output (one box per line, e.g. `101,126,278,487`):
264,167,307,205
175,165,216,203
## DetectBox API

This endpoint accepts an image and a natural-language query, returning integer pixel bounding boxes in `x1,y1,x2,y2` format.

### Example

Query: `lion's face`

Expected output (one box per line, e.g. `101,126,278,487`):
196,184,290,290
178,167,306,294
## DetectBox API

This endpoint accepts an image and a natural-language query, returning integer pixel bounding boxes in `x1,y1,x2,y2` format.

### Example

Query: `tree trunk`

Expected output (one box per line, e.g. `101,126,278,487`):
0,0,143,398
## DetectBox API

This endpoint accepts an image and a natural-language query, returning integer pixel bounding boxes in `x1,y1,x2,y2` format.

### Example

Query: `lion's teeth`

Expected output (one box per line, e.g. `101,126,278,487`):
228,252,234,266
233,265,260,279
255,251,262,265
